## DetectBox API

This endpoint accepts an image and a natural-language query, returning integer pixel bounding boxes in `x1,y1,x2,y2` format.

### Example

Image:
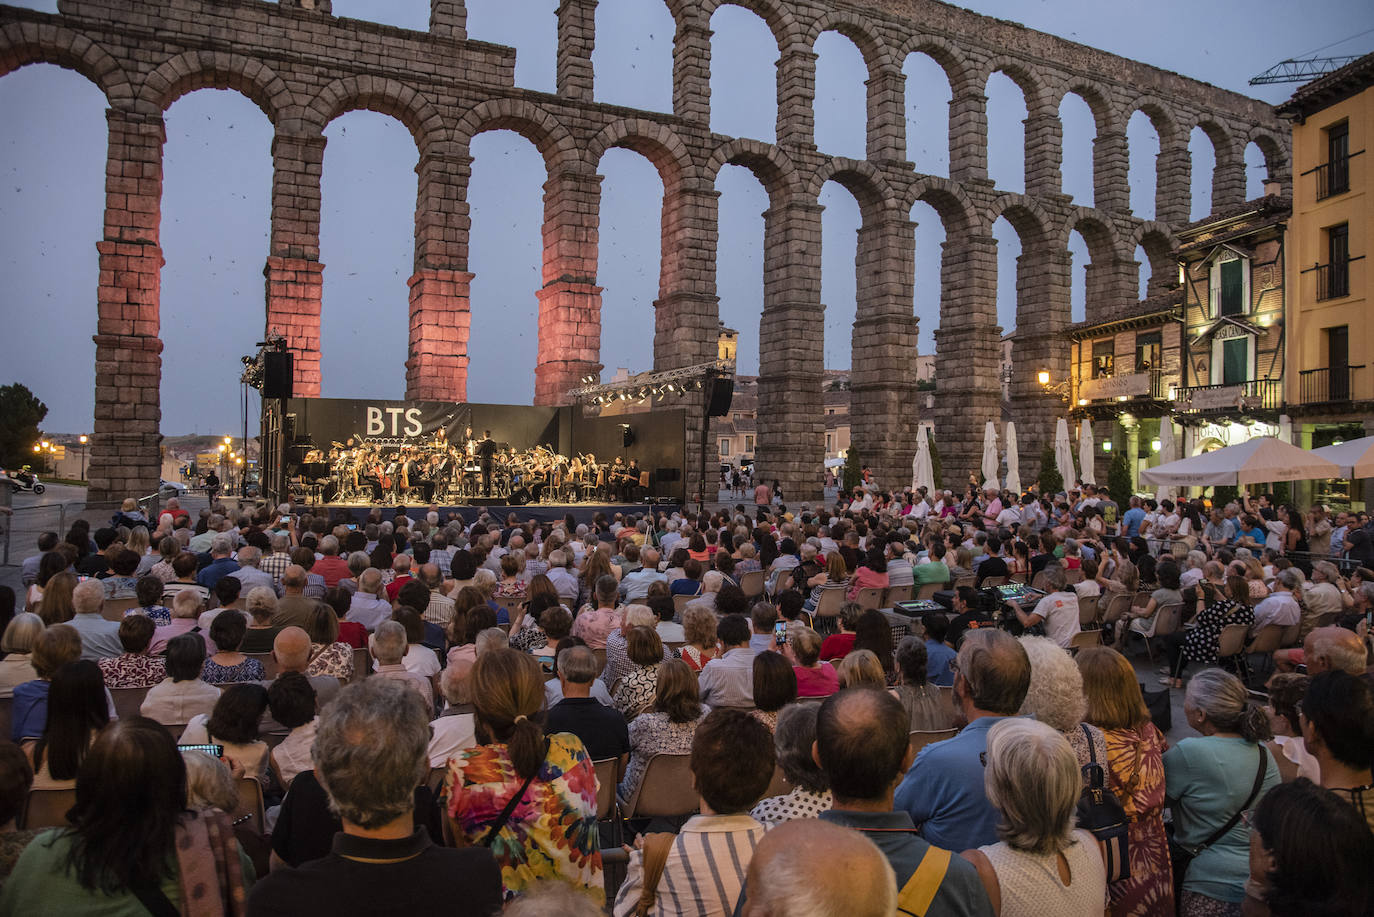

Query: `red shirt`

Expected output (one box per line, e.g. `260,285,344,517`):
819,632,856,661
313,554,352,589
794,663,839,697
384,574,414,603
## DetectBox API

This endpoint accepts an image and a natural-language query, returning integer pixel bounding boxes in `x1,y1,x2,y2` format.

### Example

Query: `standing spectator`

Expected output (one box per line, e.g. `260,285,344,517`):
447,648,603,904
612,709,774,917
1165,669,1279,914
894,629,1031,851
961,718,1108,915
248,679,502,915
815,688,993,917
1077,646,1174,915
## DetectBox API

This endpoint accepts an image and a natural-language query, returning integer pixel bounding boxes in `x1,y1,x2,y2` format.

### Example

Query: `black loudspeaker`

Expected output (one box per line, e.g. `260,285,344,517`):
509,487,531,506
263,352,294,400
707,377,734,416
621,426,635,448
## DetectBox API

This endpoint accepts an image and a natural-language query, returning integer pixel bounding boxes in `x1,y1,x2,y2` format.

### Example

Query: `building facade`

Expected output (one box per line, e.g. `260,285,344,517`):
1278,53,1374,511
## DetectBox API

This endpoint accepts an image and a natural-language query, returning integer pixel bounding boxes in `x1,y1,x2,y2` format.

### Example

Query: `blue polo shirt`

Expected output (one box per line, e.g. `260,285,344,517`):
894,715,1010,852
1121,506,1146,539
925,639,956,687
197,556,240,590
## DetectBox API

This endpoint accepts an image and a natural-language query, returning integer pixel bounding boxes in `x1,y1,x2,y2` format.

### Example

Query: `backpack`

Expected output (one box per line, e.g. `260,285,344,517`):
1075,724,1130,882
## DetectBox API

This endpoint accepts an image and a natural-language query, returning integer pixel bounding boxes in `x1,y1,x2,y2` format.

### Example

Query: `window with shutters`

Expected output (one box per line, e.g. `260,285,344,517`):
1210,330,1254,385
719,438,731,457
1209,253,1248,317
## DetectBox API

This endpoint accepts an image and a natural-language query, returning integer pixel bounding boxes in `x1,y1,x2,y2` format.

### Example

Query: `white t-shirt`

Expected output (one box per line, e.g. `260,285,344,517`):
1032,591,1081,648
403,643,441,678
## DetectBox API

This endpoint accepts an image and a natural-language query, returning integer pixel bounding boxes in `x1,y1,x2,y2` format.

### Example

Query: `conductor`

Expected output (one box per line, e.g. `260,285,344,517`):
477,430,498,497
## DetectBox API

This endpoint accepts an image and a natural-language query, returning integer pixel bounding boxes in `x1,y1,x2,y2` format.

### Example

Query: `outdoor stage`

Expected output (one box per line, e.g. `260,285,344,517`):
308,500,681,526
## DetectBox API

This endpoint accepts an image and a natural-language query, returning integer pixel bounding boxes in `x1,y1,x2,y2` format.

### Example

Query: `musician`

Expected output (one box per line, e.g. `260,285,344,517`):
384,453,401,502
361,451,384,502
477,430,498,497
625,458,643,500
403,449,432,503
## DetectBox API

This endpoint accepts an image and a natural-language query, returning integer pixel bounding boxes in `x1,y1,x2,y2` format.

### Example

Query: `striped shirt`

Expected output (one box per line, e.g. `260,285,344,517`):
612,814,765,917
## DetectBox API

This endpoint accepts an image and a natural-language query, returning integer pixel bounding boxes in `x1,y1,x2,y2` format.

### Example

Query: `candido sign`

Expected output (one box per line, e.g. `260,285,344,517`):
365,406,425,437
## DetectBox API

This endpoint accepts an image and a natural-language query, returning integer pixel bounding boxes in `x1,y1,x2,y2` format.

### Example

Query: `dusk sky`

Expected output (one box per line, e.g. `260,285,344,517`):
2,0,1371,435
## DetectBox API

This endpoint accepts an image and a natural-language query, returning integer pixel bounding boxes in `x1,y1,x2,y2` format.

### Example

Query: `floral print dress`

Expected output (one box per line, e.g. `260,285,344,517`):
446,733,603,905
306,642,355,681
1103,723,1173,917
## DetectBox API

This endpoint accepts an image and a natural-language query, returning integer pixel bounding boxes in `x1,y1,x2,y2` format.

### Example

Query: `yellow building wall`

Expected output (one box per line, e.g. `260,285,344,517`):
1287,85,1374,404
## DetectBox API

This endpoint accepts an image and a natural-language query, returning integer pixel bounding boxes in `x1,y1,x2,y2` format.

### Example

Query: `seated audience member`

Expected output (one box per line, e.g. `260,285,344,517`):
1301,670,1374,833
1017,636,1108,770
179,683,271,783
922,613,957,686
1245,778,1374,917
150,590,210,656
819,603,863,661
961,718,1107,916
303,604,355,682
272,565,319,629
618,659,708,802
836,649,887,690
678,605,719,672
11,624,82,742
239,586,282,655
751,651,798,732
270,626,342,709
750,703,831,827
571,575,623,651
139,633,222,726
344,569,391,632
201,575,247,631
1006,565,1080,648
894,629,1031,852
371,621,433,710
128,575,171,626
249,679,501,913
0,742,38,884
25,660,108,790
544,637,614,708
612,627,666,720
815,688,992,917
893,636,953,731
546,645,631,762
853,609,896,682
1,718,249,913
613,709,775,917
947,586,997,650
68,579,122,662
268,672,318,789
391,606,440,682
788,626,839,698
603,604,672,692
447,649,603,904
736,819,898,917
100,548,142,600
182,748,240,816
0,614,42,698
201,611,266,685
96,614,166,689
429,664,478,768
697,614,756,709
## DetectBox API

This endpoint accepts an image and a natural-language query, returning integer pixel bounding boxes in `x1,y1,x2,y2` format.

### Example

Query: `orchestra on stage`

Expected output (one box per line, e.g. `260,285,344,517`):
295,427,648,506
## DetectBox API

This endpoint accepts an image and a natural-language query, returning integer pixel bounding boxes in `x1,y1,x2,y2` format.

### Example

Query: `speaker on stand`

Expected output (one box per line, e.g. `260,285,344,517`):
263,352,294,400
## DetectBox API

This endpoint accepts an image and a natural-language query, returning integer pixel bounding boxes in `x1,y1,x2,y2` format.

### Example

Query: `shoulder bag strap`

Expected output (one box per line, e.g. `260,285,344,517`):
1194,745,1268,854
897,845,952,917
635,832,677,917
130,880,180,917
478,737,549,848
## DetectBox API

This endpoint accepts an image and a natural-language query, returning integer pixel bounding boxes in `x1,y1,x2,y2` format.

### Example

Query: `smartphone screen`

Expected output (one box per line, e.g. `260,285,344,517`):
177,743,225,758
773,621,787,645
346,523,358,531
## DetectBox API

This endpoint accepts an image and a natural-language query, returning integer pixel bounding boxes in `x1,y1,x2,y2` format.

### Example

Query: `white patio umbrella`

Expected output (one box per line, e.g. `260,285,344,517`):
980,421,999,490
1154,420,1176,502
1054,418,1076,493
1139,436,1341,487
1079,418,1096,486
1313,435,1374,478
1004,421,1021,495
911,429,935,493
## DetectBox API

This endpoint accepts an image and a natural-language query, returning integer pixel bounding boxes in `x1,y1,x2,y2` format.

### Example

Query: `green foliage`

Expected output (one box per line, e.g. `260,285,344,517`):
1270,481,1292,504
1038,444,1063,496
1212,485,1239,507
927,430,943,491
0,383,47,470
1106,450,1132,509
841,446,863,493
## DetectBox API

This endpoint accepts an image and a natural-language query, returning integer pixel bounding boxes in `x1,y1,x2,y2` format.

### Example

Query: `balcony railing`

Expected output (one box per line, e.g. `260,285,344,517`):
1299,365,1365,404
1075,369,1171,404
1303,149,1363,200
1304,257,1364,301
1173,379,1283,414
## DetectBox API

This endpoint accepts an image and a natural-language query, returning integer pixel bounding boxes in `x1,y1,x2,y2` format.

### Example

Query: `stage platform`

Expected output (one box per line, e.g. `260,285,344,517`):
310,502,682,526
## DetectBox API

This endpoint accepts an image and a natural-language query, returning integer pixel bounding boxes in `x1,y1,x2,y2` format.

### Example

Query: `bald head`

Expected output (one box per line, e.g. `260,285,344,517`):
1305,626,1368,676
281,565,307,593
273,626,312,672
419,563,442,589
741,819,895,917
815,688,911,805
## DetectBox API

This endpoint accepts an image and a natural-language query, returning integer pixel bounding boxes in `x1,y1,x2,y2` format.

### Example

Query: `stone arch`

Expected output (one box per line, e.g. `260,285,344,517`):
907,177,978,237
1057,206,1128,262
1247,128,1289,184
1129,221,1177,296
806,157,897,222
701,0,804,53
308,76,450,159
981,56,1053,114
0,21,133,108
804,9,896,75
1056,78,1116,134
706,137,800,205
454,98,580,172
1192,117,1239,165
138,50,291,123
896,33,977,95
984,192,1053,247
587,118,698,190
1123,95,1181,147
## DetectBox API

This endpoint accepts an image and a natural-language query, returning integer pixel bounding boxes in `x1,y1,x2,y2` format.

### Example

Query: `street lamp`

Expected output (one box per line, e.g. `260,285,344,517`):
78,434,88,482
1036,370,1051,386
1036,370,1071,403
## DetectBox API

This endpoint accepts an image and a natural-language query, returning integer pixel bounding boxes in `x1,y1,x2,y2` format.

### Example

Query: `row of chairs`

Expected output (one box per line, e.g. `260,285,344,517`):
19,775,265,832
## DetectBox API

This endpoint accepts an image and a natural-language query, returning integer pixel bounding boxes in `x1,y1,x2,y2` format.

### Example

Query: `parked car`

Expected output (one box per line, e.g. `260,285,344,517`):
158,480,188,498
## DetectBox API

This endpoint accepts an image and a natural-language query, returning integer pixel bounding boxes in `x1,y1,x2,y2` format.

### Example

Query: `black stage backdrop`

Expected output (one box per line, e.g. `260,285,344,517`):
280,398,686,499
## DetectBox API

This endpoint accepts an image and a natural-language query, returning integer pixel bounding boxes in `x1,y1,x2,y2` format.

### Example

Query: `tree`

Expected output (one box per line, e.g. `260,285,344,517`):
1106,450,1132,510
0,383,47,470
841,446,863,493
1038,444,1063,496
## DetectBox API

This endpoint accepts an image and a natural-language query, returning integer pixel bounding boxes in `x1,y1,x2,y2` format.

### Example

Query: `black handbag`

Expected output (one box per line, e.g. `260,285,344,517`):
1167,746,1267,914
1140,682,1172,733
1076,725,1130,883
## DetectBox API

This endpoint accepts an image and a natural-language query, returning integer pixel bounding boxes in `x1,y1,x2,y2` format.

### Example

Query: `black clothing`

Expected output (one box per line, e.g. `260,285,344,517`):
947,610,997,650
974,556,1008,587
249,825,502,917
545,697,630,761
270,770,442,868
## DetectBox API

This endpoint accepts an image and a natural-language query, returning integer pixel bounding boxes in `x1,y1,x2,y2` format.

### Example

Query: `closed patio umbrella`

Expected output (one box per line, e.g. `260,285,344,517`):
1054,418,1076,493
911,428,935,494
1155,420,1176,502
1004,422,1021,495
1079,419,1096,486
981,421,999,491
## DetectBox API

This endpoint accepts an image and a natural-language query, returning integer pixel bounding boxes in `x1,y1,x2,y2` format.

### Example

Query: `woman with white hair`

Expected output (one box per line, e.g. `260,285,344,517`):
961,718,1107,915
1016,636,1108,772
